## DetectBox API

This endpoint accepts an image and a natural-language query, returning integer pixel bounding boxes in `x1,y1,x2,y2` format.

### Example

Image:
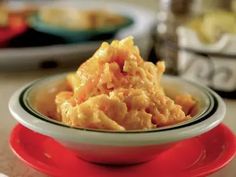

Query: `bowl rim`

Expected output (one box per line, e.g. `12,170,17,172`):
9,74,226,146
14,73,213,131
21,74,214,132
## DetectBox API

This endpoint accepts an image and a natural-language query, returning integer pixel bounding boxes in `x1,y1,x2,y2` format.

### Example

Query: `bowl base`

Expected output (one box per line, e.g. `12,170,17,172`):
62,142,175,165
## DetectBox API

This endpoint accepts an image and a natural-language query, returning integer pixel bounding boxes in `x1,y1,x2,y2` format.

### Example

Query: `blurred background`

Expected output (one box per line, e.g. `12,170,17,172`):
1,0,236,98
0,0,156,71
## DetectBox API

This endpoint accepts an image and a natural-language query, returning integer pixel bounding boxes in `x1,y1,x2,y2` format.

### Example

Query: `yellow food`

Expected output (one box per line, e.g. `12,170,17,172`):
39,7,125,30
55,37,196,131
174,94,197,117
187,10,236,43
0,6,8,27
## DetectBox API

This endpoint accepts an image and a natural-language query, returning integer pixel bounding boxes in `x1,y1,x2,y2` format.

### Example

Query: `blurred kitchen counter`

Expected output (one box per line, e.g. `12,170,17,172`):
0,68,235,177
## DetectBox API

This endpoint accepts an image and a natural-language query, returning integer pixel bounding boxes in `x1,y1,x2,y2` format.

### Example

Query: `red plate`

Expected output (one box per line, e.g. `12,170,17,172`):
9,124,236,177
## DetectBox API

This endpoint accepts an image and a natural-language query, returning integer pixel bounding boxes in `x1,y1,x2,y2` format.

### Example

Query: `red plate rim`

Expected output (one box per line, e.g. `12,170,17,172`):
187,124,236,177
9,123,236,177
10,124,64,177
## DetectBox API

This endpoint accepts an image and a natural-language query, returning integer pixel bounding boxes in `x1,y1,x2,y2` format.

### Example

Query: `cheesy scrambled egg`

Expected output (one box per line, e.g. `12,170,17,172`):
55,37,196,130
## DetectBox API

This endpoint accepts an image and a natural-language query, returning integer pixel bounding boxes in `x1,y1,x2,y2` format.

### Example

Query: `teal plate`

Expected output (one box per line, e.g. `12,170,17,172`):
28,15,134,43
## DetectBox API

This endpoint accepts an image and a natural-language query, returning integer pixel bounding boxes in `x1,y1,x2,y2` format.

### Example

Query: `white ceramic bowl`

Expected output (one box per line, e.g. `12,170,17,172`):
9,74,226,164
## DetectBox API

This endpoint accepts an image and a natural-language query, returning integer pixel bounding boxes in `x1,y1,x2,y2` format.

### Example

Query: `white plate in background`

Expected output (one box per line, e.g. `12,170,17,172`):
0,0,155,70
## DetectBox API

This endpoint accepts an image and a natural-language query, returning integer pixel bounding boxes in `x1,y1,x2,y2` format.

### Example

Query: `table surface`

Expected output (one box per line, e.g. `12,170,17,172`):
0,69,236,177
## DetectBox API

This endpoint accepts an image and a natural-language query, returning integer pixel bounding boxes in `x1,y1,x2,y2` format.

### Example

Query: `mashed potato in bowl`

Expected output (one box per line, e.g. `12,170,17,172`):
45,37,197,131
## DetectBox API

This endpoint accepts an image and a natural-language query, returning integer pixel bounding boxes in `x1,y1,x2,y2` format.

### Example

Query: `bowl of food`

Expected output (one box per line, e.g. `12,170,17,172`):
9,37,225,165
28,6,133,43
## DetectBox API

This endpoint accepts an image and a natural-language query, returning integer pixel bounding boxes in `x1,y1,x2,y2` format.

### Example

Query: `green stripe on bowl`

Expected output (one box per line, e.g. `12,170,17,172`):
19,75,218,133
